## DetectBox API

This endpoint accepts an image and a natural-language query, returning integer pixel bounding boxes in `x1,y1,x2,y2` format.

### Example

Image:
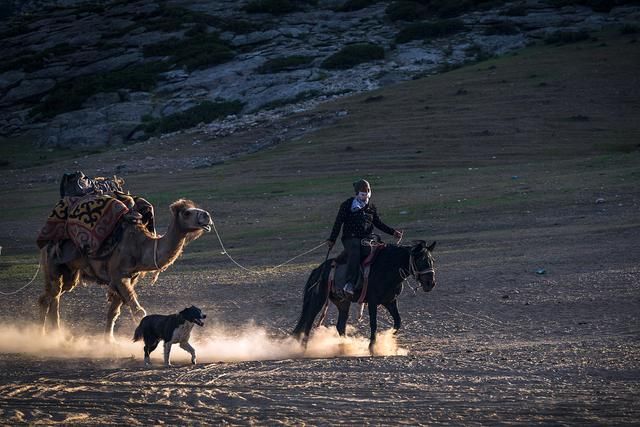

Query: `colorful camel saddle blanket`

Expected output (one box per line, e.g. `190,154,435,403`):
37,193,136,255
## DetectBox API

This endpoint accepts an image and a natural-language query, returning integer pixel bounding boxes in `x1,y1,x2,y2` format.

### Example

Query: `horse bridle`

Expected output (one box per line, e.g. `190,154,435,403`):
400,251,435,292
409,252,434,280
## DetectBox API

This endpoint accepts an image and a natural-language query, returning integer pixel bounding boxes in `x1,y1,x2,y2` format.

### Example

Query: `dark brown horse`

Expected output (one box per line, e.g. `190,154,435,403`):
292,241,437,352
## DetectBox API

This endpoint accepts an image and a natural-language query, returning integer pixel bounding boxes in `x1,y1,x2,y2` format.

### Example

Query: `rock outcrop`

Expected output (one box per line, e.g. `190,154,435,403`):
1,0,638,148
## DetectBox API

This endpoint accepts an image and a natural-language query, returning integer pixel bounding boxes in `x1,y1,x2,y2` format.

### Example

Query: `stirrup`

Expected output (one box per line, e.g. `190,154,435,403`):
343,282,354,296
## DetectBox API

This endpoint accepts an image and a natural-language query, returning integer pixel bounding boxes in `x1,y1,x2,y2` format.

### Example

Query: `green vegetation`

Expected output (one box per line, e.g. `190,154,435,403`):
546,0,637,13
483,21,520,35
620,24,639,35
321,43,385,69
30,62,169,119
143,33,234,71
501,4,528,16
336,0,377,12
243,0,298,14
395,19,465,43
387,0,506,21
386,1,429,21
0,43,76,73
142,100,244,135
544,29,591,45
256,55,315,73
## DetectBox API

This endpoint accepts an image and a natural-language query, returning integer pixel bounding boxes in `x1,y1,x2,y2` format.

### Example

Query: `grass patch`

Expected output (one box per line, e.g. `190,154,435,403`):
544,29,591,45
143,100,244,135
30,62,168,119
321,43,385,70
395,19,465,43
257,55,315,73
143,33,234,71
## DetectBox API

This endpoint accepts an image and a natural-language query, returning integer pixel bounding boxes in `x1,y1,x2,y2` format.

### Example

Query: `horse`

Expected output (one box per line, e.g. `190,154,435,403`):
292,240,437,352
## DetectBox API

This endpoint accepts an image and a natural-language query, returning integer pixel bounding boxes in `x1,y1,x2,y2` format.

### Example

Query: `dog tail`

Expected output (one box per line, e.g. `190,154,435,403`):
132,323,144,342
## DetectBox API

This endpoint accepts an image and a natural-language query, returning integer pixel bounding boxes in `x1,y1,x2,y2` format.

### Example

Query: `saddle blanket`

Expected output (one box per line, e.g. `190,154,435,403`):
37,193,133,255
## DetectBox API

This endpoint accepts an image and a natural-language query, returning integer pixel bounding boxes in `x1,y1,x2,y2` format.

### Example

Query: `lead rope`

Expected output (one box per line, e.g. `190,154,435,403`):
0,263,41,296
211,216,326,275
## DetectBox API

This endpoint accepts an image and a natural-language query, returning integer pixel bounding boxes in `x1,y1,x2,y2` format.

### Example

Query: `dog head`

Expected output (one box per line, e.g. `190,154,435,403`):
180,305,206,326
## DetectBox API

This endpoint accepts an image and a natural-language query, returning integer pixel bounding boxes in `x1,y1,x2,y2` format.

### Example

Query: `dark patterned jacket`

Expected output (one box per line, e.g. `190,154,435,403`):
329,197,396,242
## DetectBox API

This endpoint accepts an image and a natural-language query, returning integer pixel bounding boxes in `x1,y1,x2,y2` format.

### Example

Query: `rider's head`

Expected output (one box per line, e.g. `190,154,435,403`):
353,179,371,195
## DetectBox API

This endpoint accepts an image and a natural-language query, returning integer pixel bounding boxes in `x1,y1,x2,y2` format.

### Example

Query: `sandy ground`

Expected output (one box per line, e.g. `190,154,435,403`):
0,204,638,424
1,32,639,425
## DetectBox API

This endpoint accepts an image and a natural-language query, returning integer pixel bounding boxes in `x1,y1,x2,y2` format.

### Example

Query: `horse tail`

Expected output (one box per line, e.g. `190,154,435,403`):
292,261,329,338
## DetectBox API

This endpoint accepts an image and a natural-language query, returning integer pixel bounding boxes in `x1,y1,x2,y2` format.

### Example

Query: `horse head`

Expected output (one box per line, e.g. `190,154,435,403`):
410,240,437,292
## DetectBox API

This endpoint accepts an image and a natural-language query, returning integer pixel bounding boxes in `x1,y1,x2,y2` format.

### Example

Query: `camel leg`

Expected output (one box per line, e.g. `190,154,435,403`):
39,264,64,334
105,290,124,341
111,277,146,323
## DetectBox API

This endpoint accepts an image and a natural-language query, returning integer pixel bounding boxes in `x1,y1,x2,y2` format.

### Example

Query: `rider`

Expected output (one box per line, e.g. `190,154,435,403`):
326,179,402,296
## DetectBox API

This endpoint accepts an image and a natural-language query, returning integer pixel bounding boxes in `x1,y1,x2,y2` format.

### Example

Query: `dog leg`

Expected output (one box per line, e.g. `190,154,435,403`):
180,342,197,365
163,342,172,366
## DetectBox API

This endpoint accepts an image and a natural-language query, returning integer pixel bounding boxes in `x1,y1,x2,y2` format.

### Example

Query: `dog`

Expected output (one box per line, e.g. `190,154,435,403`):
133,306,206,366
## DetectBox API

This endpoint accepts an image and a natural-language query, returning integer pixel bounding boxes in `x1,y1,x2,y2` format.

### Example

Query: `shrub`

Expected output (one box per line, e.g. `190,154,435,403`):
144,33,234,71
257,55,315,73
336,0,377,12
501,4,528,16
30,62,169,119
143,100,244,135
386,1,429,21
620,24,639,35
544,29,590,45
0,42,76,73
483,20,519,35
395,19,465,43
243,0,297,14
321,43,385,69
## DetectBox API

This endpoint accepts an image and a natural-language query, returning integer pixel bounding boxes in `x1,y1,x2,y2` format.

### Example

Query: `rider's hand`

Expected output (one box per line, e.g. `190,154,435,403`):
326,240,335,249
393,230,403,239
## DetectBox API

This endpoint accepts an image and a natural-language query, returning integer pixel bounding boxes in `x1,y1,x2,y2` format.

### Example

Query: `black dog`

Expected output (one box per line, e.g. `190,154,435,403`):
133,306,206,366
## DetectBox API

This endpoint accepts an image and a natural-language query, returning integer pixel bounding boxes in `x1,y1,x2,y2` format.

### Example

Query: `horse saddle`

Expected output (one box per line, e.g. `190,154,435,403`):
329,241,386,303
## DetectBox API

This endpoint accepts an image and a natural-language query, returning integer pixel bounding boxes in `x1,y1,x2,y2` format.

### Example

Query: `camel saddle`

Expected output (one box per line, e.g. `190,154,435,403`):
37,172,155,257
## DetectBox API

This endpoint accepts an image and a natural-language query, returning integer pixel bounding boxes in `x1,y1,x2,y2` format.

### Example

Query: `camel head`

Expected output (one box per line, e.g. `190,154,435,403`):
170,199,213,238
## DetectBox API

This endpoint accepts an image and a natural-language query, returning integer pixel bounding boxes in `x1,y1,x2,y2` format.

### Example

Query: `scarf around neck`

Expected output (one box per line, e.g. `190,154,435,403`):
351,192,370,212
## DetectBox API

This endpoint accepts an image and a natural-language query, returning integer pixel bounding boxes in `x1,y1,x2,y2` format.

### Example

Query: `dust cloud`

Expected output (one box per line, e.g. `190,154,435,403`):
0,323,407,364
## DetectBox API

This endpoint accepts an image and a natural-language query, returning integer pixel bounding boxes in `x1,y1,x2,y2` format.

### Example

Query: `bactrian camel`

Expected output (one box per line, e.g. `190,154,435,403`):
39,199,212,340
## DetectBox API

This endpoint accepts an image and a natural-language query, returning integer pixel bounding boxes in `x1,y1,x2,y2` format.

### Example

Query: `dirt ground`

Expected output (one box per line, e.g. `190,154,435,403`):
0,32,639,425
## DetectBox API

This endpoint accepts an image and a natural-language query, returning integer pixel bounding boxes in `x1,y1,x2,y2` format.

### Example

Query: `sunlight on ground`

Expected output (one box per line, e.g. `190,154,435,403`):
0,323,407,364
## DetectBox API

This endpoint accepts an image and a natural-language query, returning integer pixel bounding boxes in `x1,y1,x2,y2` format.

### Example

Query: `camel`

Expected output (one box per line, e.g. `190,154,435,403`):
39,199,212,340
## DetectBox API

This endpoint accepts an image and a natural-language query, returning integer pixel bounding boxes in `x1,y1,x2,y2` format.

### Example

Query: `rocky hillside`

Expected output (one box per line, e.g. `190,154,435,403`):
1,0,638,148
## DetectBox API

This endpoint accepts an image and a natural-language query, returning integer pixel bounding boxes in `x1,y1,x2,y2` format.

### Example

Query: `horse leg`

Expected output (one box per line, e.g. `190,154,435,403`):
384,300,402,334
105,290,124,342
336,301,351,337
368,303,378,355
